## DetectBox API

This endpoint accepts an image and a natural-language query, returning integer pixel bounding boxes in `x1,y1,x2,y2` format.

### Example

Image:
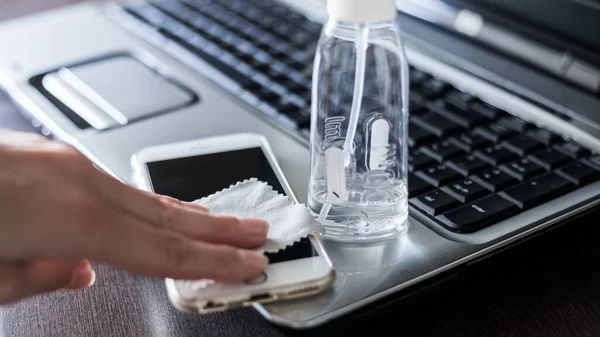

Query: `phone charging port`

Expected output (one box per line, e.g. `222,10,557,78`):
244,293,278,305
201,301,228,313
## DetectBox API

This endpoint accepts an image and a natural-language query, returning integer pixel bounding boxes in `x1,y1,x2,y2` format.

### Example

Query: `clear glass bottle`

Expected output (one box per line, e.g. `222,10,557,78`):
307,0,410,241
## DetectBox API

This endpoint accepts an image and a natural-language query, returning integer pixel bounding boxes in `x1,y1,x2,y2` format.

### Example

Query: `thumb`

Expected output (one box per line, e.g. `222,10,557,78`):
0,259,95,305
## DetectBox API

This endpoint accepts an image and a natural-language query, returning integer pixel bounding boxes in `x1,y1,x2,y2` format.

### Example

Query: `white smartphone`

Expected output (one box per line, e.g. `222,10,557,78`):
130,133,335,314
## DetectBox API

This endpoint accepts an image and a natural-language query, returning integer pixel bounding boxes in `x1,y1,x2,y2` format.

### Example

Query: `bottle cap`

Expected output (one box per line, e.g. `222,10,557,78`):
327,0,397,23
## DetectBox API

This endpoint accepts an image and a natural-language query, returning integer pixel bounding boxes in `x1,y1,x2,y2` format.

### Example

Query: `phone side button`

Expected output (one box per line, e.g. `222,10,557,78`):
245,272,268,285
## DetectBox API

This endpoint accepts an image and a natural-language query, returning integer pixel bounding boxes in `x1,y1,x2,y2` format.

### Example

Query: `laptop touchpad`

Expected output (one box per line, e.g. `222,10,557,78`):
41,56,195,130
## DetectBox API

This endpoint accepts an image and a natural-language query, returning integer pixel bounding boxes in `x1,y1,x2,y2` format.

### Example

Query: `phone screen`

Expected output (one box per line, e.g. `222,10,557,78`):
145,147,318,264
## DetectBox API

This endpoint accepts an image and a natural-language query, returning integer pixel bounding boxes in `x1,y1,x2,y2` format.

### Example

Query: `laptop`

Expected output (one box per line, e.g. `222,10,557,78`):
1,0,599,330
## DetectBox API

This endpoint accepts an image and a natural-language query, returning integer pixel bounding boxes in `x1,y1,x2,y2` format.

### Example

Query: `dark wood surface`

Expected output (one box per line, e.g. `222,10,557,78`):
2,2,600,337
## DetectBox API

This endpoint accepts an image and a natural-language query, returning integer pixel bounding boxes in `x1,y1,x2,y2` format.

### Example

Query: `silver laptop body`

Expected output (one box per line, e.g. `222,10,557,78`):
1,0,600,329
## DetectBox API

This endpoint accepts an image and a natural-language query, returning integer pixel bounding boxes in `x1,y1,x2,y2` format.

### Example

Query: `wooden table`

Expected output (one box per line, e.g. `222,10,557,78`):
2,2,600,336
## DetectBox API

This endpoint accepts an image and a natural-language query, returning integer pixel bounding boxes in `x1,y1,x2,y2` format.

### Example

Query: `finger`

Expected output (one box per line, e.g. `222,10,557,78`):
63,260,96,289
91,167,209,215
88,169,268,248
82,214,268,282
146,204,269,249
176,215,269,249
0,129,48,146
0,259,95,305
114,189,268,249
183,201,209,212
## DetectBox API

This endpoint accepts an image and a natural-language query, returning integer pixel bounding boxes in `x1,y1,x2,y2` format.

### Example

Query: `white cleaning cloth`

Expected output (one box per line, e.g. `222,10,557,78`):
194,178,323,253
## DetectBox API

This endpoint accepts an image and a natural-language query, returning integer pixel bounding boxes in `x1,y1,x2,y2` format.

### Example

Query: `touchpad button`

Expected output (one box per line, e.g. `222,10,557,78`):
42,56,195,130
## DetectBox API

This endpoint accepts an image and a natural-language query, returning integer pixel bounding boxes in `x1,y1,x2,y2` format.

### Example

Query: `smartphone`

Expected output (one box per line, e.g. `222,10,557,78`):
130,133,335,314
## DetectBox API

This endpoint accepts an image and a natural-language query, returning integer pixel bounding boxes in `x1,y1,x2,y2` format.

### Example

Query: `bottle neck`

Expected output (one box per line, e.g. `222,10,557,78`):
324,20,398,41
326,0,397,24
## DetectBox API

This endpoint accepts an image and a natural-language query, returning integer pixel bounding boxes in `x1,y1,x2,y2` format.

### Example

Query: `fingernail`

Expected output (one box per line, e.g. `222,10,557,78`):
86,269,96,288
241,250,269,269
68,266,96,289
240,218,269,235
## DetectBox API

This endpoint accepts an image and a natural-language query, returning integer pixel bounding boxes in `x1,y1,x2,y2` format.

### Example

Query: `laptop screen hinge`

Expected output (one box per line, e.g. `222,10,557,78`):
396,0,600,94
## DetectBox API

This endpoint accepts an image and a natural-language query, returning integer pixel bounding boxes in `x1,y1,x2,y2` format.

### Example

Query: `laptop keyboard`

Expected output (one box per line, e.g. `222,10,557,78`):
116,0,600,234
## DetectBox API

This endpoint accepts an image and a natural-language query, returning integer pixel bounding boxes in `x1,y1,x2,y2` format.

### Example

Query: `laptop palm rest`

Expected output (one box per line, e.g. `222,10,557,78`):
40,55,195,130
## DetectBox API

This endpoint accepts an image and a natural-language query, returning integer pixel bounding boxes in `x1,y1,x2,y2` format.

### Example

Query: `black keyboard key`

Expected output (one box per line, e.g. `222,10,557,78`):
471,101,503,119
437,195,519,233
445,89,476,111
420,141,463,162
408,173,435,197
409,103,429,116
527,148,570,170
498,173,575,209
409,153,436,172
266,2,300,20
155,1,193,19
276,75,301,90
255,87,280,103
288,30,312,47
446,155,489,176
300,19,322,34
499,158,544,181
527,128,559,145
128,4,169,26
449,132,491,152
299,127,310,139
497,116,531,132
411,112,462,137
172,43,255,93
471,168,518,192
501,134,544,156
583,155,600,171
427,99,488,128
276,102,301,114
409,190,461,216
408,122,436,147
409,68,429,86
554,141,589,158
282,55,306,70
415,164,462,187
474,124,515,143
474,145,518,166
440,179,489,203
410,88,442,106
556,162,600,186
423,78,450,94
283,111,310,128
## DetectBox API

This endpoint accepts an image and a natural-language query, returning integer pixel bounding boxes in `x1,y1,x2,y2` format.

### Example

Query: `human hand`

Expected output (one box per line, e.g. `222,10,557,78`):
0,129,269,304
